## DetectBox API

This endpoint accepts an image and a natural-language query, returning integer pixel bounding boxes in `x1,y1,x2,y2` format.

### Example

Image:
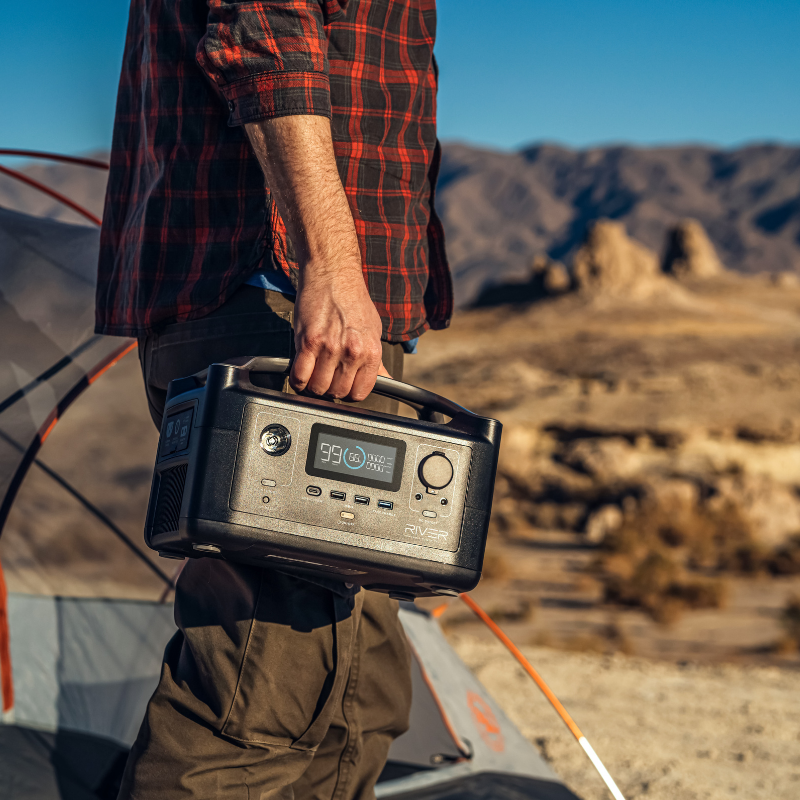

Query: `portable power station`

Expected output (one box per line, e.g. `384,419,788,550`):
145,358,502,599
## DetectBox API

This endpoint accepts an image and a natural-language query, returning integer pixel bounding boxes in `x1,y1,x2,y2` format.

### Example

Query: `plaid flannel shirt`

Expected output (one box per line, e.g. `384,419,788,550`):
96,0,452,342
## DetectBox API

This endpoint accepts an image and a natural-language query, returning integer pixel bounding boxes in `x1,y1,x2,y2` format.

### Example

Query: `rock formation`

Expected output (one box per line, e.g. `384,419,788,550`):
572,219,669,299
662,218,725,279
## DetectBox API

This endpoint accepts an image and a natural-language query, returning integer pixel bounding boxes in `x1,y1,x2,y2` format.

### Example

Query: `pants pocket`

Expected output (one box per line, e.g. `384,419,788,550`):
221,571,359,750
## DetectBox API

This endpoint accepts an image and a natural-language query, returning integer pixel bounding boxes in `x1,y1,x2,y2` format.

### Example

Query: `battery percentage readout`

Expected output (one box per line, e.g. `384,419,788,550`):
317,436,395,478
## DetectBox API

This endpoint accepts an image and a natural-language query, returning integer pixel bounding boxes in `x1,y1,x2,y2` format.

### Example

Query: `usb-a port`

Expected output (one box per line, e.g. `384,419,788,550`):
354,495,370,505
377,500,393,510
330,491,346,501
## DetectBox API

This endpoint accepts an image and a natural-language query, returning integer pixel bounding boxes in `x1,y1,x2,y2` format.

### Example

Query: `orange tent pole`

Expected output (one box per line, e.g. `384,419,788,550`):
459,593,626,800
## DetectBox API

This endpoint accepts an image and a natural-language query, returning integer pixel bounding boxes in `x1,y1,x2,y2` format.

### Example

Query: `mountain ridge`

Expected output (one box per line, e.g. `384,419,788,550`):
437,141,800,305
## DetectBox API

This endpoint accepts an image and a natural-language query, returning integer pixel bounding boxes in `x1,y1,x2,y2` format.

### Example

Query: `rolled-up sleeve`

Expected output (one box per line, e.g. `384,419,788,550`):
196,1,347,126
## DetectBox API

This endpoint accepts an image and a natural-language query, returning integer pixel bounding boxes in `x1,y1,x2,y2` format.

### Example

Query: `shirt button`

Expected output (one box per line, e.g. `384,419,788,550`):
228,100,235,111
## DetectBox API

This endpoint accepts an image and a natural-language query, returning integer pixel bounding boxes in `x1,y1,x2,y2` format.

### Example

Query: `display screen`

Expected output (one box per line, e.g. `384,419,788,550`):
305,424,405,492
314,432,397,483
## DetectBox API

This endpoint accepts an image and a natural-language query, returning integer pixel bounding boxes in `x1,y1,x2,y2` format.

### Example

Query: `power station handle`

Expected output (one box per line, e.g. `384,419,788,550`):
229,356,474,421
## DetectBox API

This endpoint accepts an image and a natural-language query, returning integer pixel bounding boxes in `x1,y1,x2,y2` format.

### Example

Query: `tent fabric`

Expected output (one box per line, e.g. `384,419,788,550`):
378,606,573,798
0,207,133,531
6,594,175,746
0,726,127,800
0,595,580,799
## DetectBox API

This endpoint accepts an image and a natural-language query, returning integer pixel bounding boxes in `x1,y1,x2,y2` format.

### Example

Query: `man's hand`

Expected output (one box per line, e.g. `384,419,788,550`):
245,115,385,402
292,265,384,400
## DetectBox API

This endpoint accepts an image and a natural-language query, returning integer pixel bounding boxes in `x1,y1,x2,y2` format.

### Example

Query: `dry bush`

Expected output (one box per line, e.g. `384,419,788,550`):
765,537,800,576
770,595,800,654
604,500,752,568
781,594,800,642
595,502,734,624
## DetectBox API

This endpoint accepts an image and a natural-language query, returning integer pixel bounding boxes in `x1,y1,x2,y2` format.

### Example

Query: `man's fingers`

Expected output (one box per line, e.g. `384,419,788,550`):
304,347,340,396
346,360,383,402
289,348,317,392
327,361,360,399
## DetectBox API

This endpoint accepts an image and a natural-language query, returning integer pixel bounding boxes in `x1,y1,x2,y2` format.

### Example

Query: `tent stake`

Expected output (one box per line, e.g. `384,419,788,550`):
459,593,627,800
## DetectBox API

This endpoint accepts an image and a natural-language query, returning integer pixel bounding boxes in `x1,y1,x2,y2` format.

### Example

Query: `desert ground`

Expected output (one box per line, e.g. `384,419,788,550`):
451,633,800,800
4,222,800,798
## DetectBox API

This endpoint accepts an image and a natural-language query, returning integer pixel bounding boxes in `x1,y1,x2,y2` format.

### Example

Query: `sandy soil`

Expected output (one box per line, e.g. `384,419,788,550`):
449,632,800,800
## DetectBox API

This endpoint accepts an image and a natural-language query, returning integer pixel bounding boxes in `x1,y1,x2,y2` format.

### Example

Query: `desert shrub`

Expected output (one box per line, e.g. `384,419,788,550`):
766,537,800,576
602,550,726,624
602,500,753,568
771,594,800,654
596,502,735,624
781,594,800,642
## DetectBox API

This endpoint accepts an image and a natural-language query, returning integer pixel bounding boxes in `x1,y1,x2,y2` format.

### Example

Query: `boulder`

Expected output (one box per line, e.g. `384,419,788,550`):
662,219,725,279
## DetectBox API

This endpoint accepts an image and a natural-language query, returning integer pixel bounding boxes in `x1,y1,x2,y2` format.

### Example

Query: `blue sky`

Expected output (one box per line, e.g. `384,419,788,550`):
2,0,798,157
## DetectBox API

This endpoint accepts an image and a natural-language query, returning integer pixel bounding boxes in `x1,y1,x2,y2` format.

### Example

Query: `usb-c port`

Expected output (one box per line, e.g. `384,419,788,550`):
330,491,346,501
354,495,370,505
377,500,393,510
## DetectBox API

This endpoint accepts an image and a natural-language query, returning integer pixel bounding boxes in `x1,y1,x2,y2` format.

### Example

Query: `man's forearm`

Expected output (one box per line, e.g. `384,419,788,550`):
245,116,361,279
244,116,386,401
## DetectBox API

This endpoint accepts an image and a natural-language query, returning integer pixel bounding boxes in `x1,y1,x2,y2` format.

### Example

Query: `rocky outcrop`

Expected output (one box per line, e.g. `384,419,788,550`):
662,219,725,279
572,220,675,299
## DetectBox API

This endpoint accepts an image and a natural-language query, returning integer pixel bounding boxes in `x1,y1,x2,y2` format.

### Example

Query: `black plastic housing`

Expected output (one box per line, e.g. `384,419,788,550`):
144,363,502,598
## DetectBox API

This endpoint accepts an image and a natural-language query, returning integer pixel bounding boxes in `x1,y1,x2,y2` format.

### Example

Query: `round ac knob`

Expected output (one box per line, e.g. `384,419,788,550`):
260,424,292,456
418,452,453,490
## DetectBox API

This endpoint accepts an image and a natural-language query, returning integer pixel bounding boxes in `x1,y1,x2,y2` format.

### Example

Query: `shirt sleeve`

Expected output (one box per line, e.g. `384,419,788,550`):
196,1,348,126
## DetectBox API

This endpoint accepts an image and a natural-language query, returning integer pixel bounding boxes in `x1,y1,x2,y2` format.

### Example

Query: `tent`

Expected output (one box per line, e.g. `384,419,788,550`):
0,205,581,799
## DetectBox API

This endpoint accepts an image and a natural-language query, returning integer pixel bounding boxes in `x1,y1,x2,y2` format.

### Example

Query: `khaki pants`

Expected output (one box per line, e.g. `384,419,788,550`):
121,287,412,800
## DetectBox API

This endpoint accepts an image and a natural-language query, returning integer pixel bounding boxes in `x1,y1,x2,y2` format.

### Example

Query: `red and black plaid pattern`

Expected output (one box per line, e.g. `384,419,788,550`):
96,0,452,342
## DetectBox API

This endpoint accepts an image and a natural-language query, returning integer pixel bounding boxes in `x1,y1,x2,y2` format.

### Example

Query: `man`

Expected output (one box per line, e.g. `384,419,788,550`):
96,1,452,798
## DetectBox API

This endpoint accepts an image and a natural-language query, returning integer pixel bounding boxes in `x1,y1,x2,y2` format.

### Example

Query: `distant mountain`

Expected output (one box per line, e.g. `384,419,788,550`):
437,142,800,305
2,142,799,307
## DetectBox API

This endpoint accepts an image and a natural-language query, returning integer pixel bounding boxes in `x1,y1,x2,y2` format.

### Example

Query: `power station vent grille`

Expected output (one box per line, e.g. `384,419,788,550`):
152,463,187,535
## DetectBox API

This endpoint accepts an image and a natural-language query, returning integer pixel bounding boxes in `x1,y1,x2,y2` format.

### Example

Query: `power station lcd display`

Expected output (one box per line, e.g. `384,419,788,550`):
305,424,406,492
313,432,397,483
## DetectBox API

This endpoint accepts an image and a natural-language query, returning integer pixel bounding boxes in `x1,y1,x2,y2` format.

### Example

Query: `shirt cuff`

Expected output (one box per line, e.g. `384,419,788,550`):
221,71,331,126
